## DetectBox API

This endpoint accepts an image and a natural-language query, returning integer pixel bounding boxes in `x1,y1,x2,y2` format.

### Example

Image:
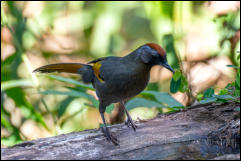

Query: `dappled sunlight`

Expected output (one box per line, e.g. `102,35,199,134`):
206,1,240,15
190,62,220,95
129,107,159,121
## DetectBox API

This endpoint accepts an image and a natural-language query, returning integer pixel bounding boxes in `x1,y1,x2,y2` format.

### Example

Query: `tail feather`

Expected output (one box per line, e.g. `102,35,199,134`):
33,63,84,74
33,63,94,83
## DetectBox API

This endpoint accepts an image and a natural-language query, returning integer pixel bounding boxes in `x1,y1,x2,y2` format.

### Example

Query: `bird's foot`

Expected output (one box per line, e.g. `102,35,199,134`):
101,127,119,145
125,117,137,131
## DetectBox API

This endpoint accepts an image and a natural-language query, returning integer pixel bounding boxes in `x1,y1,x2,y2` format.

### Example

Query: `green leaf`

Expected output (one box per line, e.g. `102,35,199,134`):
40,89,99,108
1,79,33,91
170,77,181,93
203,88,214,98
1,53,17,66
65,86,86,93
66,87,99,108
214,94,234,100
225,82,235,89
1,108,13,131
106,104,115,114
141,91,184,108
1,3,8,26
234,107,240,111
200,97,217,104
170,71,188,93
226,64,239,69
179,75,188,93
197,93,204,101
126,98,164,111
235,69,240,89
40,89,91,98
234,89,240,97
139,92,157,101
47,75,94,90
58,97,75,118
5,87,47,130
33,112,49,130
1,135,23,147
172,69,182,81
218,88,228,95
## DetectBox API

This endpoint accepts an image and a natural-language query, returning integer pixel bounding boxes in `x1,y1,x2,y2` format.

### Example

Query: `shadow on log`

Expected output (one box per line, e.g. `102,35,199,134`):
1,101,240,160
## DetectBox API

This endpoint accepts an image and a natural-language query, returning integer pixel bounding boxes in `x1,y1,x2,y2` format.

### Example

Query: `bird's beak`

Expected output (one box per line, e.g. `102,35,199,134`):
161,62,175,73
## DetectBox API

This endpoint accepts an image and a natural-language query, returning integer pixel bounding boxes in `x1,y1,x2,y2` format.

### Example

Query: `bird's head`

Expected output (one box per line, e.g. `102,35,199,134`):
137,43,174,73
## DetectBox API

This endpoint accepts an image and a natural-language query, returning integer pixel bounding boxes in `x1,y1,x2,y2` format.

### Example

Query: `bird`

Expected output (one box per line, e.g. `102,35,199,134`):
33,43,174,145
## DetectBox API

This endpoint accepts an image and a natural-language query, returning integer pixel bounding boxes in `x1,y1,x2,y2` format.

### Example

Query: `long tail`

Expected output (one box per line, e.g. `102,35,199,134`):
33,63,94,83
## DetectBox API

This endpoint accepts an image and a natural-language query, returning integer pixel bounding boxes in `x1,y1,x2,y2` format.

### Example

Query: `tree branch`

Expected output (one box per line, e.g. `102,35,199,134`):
1,102,240,160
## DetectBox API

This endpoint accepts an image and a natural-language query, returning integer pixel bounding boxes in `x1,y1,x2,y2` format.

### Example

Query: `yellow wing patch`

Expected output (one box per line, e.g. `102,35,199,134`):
92,62,104,83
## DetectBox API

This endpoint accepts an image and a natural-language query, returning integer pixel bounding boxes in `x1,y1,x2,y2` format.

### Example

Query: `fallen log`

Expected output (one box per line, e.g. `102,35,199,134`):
1,101,240,160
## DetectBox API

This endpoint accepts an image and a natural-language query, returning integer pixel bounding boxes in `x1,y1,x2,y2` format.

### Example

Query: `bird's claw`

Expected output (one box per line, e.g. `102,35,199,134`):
125,118,137,131
101,127,119,145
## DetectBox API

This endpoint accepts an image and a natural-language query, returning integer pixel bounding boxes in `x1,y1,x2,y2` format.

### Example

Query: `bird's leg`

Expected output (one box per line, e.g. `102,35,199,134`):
99,109,119,145
121,101,137,131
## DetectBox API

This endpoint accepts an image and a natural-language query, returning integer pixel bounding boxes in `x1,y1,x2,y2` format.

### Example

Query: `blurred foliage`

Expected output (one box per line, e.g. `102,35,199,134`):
1,1,240,147
170,69,189,94
198,53,240,105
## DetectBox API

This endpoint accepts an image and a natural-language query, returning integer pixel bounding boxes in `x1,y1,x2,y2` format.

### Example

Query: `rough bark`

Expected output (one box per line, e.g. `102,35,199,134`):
1,101,240,160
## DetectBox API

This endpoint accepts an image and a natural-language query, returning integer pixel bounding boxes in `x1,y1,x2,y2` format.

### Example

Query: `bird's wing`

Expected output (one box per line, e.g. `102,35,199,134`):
87,56,121,83
87,57,108,64
87,57,109,83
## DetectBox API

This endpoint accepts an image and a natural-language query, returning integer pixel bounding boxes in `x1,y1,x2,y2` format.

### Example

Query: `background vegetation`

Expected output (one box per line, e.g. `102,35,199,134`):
1,1,240,147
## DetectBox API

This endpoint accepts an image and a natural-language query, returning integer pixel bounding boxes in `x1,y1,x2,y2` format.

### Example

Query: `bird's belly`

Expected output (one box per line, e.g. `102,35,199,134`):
96,73,150,104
